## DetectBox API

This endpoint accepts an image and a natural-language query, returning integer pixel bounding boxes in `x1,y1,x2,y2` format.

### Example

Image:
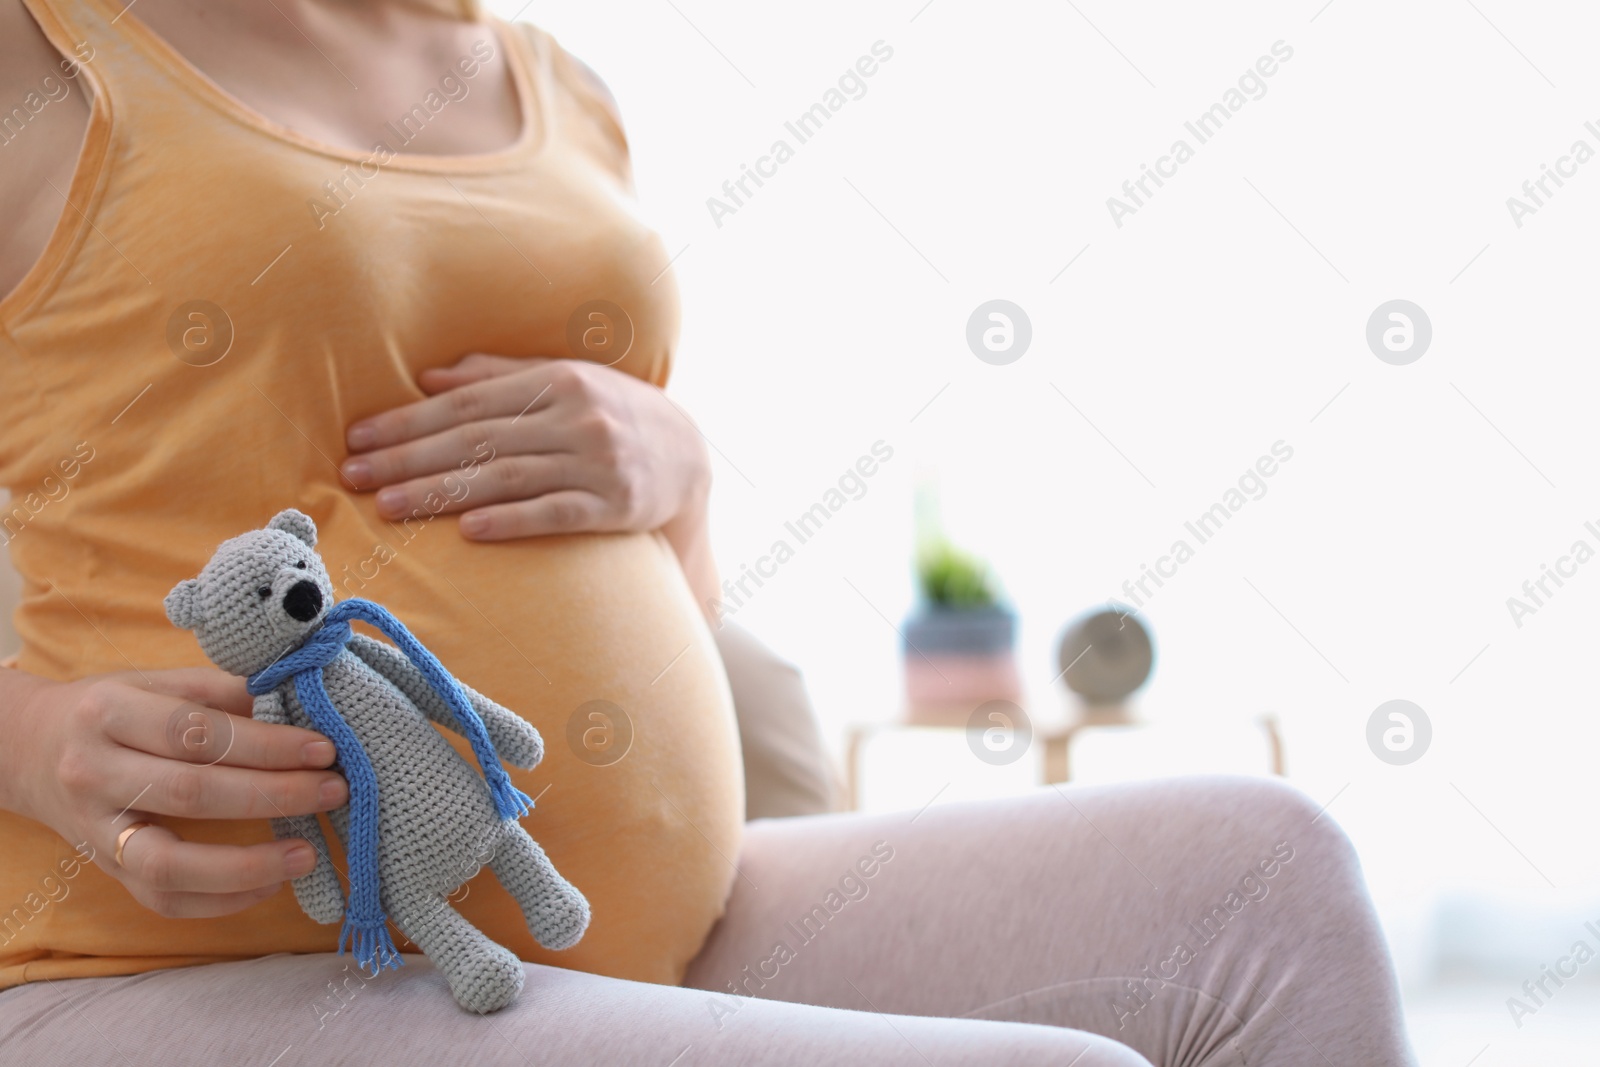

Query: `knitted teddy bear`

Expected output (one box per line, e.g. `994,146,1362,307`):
164,508,589,1014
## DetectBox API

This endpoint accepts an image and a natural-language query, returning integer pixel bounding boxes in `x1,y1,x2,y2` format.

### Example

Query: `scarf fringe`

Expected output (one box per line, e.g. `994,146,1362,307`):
341,913,404,977
492,779,535,820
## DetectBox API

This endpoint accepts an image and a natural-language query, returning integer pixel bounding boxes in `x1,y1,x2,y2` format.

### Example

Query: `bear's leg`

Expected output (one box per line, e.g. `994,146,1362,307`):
487,822,591,951
269,814,344,925
387,890,525,1014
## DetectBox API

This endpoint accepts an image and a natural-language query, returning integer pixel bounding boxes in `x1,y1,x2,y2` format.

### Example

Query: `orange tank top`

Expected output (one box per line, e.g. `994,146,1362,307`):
0,0,741,991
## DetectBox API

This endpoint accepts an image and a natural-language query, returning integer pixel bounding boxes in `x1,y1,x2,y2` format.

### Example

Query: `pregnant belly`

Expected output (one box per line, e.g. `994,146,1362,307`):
2,519,743,988
346,526,746,984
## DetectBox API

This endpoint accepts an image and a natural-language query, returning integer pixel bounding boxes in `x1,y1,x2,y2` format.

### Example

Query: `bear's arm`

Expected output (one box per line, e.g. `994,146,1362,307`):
252,689,345,925
345,634,544,770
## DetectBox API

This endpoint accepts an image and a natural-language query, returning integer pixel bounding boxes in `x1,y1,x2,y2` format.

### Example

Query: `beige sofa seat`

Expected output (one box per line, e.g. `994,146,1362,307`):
712,618,841,820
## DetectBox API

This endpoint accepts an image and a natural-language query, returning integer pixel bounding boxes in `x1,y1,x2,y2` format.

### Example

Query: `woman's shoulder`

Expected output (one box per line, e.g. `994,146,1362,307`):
506,20,629,165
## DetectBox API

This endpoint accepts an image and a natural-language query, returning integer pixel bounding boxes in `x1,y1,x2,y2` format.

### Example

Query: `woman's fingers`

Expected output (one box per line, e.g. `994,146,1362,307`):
346,364,559,452
344,416,560,495
99,688,336,771
417,353,545,394
342,356,689,542
458,490,610,540
131,667,254,718
115,821,320,896
106,750,347,821
371,453,571,522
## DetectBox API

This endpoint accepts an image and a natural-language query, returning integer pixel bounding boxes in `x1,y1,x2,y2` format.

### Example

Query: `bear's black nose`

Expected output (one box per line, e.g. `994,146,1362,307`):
282,580,323,622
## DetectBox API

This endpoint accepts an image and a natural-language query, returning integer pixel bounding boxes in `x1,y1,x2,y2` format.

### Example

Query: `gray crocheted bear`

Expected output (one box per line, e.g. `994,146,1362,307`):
164,508,589,1014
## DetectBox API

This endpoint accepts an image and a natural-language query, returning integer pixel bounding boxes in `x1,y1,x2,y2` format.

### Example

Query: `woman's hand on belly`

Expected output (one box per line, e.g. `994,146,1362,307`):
0,668,349,918
340,354,710,541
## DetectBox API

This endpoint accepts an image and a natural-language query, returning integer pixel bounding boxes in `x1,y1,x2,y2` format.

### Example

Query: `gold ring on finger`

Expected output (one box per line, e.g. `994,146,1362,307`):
114,821,156,868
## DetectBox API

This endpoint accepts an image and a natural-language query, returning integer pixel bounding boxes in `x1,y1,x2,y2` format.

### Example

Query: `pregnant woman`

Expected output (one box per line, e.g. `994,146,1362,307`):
0,1,1417,1063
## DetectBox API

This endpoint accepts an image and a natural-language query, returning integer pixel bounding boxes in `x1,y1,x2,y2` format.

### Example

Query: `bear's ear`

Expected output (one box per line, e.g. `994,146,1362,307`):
164,579,204,631
267,508,317,547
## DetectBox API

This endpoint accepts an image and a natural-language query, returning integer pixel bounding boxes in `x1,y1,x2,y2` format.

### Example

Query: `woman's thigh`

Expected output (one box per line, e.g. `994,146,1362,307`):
0,952,1150,1066
683,775,1416,1067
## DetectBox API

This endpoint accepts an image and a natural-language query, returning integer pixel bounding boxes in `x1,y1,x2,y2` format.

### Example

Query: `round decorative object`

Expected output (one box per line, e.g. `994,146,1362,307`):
1056,609,1154,705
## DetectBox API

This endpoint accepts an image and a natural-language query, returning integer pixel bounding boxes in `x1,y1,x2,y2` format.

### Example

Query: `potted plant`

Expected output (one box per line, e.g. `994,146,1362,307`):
901,539,1023,726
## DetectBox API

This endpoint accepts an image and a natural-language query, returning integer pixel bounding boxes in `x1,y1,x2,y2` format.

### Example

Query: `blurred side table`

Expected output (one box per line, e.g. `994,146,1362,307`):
843,713,1286,811
1038,712,1287,785
846,610,1288,810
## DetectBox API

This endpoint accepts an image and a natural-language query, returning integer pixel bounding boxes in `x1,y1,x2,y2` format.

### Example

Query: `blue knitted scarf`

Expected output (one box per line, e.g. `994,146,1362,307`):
246,597,534,976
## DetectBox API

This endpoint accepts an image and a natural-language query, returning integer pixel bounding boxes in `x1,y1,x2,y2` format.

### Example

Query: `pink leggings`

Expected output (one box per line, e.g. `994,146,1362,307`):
0,776,1416,1065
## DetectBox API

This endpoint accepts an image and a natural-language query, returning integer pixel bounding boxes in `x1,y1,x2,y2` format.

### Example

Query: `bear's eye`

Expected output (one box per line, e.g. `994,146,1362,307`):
256,586,271,599
295,560,307,569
